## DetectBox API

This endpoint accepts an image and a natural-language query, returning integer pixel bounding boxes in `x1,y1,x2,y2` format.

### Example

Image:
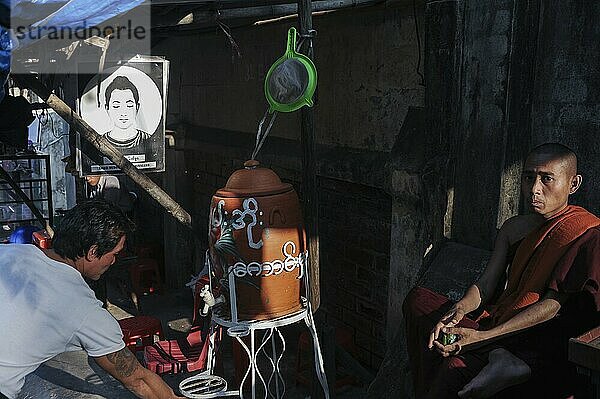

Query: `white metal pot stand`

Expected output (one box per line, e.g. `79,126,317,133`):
179,256,330,399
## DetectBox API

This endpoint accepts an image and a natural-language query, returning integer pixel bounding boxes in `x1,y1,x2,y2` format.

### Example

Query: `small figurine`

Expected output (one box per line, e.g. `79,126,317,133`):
198,284,225,317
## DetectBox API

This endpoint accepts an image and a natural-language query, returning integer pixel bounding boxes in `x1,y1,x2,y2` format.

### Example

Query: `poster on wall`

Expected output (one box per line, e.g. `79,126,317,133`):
76,56,169,175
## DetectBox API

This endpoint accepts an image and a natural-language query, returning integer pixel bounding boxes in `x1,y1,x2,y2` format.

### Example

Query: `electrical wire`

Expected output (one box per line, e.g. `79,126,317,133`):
217,19,242,62
413,0,425,86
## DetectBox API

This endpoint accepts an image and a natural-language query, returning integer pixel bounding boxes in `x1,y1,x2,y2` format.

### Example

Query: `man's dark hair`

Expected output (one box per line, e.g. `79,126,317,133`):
104,76,140,109
528,142,578,174
52,199,134,261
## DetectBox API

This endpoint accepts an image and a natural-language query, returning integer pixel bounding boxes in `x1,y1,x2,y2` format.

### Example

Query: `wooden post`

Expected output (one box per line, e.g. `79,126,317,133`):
298,0,321,312
163,130,196,288
12,73,193,231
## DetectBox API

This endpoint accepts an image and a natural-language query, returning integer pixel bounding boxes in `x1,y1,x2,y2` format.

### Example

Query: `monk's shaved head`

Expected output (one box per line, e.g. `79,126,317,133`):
526,143,578,176
522,143,582,218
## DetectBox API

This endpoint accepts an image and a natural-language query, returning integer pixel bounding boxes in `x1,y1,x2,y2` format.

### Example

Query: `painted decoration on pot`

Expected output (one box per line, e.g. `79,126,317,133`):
209,160,306,321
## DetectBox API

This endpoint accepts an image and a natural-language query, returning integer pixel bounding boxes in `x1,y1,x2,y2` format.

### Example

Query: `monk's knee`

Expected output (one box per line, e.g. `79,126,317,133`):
403,286,442,318
443,356,468,371
431,357,470,384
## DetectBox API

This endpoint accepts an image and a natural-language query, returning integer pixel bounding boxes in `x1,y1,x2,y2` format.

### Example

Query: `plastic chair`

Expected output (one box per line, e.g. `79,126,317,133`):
143,276,222,374
32,230,52,249
143,323,220,374
118,315,165,353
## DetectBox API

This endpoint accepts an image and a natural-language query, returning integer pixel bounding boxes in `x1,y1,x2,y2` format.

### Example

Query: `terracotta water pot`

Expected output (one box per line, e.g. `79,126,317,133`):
208,160,305,321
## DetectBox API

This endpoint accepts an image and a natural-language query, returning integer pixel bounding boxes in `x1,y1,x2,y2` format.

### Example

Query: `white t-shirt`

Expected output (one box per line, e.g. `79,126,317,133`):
0,244,125,398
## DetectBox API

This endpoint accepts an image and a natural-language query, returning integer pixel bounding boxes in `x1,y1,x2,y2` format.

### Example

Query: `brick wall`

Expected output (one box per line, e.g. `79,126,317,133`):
319,177,391,369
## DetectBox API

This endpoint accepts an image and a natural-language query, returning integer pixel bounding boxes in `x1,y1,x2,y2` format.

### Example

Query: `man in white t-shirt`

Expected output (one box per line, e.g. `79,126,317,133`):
0,200,180,399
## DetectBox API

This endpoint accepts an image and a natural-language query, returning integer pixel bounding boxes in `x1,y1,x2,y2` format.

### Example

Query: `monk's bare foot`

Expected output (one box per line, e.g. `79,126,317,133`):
458,348,531,399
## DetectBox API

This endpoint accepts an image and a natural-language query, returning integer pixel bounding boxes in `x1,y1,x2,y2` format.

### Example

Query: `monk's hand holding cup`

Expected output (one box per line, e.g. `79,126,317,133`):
428,305,466,350
433,338,461,357
433,327,483,357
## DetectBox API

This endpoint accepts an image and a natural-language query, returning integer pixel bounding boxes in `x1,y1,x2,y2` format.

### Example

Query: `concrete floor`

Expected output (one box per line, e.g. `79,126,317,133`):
17,264,369,399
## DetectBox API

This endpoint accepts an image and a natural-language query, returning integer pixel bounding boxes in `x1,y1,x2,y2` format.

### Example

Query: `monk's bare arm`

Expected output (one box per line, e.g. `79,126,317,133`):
453,222,512,317
436,290,568,356
427,223,513,348
479,290,568,342
94,347,181,398
473,222,515,306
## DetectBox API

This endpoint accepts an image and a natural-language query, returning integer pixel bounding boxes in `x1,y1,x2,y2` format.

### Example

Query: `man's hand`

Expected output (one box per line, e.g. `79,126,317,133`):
428,305,466,349
432,327,485,357
94,347,182,398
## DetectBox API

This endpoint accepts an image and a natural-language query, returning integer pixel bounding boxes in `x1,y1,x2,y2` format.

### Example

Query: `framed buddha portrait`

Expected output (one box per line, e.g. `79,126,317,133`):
76,56,169,175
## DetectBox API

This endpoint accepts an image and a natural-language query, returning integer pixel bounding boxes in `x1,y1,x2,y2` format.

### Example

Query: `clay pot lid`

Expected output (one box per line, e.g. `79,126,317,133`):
215,160,293,198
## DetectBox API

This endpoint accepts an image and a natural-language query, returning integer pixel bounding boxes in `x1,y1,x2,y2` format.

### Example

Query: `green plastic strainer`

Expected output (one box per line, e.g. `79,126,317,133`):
264,27,317,113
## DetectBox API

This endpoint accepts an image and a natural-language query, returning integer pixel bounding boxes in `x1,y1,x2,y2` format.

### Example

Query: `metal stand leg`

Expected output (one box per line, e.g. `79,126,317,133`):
304,311,331,399
207,322,217,375
264,328,286,399
254,330,270,399
271,332,280,397
236,329,270,399
251,329,256,399
271,330,281,398
236,336,252,399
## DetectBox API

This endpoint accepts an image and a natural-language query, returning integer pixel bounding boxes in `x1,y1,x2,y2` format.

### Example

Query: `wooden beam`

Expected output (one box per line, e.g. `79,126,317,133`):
152,0,383,29
12,73,193,230
150,0,294,7
298,0,320,312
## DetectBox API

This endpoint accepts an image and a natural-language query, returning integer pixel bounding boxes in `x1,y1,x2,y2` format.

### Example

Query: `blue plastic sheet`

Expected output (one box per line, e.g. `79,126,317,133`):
27,0,145,31
0,0,145,102
11,0,67,24
0,0,9,101
0,26,10,102
9,225,39,244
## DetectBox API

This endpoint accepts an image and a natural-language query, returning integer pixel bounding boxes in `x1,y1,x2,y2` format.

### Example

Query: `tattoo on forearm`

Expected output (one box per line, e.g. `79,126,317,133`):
106,348,138,378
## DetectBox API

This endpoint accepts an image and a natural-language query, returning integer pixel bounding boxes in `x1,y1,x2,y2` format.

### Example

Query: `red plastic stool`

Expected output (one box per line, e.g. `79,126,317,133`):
32,230,52,249
143,276,223,375
143,326,216,374
129,258,162,296
118,316,165,353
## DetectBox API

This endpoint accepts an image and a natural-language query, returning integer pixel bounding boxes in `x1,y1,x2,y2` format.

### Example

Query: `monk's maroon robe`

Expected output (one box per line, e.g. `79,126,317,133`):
404,227,600,399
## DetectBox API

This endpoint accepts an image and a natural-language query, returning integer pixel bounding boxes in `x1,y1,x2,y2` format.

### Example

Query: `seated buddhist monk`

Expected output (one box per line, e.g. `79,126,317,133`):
403,143,600,399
